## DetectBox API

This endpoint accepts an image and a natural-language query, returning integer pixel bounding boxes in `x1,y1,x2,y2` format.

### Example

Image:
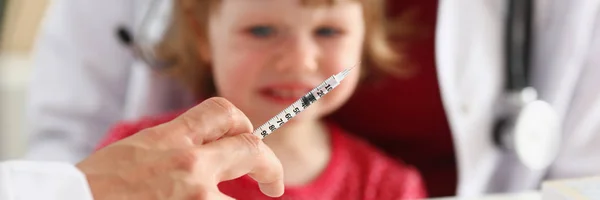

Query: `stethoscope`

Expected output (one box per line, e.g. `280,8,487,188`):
116,0,562,171
116,0,174,70
493,0,561,170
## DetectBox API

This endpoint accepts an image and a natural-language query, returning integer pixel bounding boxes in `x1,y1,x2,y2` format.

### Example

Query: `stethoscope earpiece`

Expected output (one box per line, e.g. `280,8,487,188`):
116,26,134,47
116,0,176,70
115,25,175,70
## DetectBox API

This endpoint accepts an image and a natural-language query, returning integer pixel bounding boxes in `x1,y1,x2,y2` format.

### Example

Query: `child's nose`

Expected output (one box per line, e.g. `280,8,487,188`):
274,36,319,73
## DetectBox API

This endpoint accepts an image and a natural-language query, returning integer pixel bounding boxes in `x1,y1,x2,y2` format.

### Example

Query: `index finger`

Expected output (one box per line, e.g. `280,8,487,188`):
150,97,253,146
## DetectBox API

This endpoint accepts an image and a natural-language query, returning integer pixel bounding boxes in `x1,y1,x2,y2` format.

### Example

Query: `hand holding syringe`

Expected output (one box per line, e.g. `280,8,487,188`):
253,65,356,139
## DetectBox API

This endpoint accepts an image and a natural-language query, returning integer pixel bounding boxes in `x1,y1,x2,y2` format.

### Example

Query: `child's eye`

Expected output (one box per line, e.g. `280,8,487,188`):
248,26,276,38
315,27,341,37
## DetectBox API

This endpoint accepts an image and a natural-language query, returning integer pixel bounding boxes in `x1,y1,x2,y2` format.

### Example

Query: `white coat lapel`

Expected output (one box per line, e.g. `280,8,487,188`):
532,0,600,180
436,0,507,196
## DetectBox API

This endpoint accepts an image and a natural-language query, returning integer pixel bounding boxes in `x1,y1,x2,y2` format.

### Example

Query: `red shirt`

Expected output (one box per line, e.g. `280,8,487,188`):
328,0,458,197
97,111,427,200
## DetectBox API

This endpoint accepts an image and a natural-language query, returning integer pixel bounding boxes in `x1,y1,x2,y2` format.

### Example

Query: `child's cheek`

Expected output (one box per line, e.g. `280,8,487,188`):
317,68,361,118
212,50,266,106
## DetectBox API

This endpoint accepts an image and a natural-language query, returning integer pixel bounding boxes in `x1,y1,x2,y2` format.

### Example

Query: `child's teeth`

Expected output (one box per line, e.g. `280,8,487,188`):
272,90,282,97
273,90,292,98
270,89,310,98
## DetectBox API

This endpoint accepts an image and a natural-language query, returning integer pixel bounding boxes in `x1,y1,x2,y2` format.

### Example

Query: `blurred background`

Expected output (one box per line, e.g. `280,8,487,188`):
0,0,49,160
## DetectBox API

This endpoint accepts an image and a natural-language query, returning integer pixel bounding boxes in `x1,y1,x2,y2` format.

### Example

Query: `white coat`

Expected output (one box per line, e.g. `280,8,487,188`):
14,0,600,198
0,161,93,200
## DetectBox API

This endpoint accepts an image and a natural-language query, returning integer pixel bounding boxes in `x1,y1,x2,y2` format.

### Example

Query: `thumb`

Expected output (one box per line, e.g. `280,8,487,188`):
200,134,285,197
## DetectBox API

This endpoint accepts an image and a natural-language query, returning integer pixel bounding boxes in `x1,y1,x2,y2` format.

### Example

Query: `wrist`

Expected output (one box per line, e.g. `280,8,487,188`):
78,169,132,200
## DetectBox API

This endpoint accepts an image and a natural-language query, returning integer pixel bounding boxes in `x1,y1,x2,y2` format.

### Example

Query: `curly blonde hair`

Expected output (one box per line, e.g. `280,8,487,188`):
154,0,411,98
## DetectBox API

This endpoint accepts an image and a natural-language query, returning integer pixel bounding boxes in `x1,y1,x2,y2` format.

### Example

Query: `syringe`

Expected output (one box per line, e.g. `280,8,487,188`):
252,65,356,139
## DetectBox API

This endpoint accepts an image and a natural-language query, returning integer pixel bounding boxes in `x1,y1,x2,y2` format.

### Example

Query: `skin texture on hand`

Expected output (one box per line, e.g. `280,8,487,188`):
76,97,284,200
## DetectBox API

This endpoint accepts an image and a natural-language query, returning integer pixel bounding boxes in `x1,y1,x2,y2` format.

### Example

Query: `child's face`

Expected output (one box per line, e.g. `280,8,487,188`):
203,0,364,126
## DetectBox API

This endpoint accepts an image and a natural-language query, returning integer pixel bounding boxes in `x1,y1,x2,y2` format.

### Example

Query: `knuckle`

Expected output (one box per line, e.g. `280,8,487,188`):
203,97,254,135
171,149,200,172
237,134,262,155
187,188,210,200
205,97,237,118
179,97,238,134
179,113,201,133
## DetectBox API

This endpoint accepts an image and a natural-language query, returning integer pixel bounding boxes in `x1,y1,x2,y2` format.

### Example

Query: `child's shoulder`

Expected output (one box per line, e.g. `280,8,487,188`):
327,122,428,199
96,109,187,150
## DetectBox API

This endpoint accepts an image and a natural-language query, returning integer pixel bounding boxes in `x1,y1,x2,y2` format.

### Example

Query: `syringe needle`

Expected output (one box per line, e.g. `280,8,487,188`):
336,62,360,80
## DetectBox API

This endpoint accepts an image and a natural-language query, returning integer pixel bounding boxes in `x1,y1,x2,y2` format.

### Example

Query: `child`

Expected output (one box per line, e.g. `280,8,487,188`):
97,0,427,199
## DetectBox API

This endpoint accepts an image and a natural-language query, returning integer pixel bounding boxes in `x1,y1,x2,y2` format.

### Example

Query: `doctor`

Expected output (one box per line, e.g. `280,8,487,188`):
25,0,600,197
2,97,285,200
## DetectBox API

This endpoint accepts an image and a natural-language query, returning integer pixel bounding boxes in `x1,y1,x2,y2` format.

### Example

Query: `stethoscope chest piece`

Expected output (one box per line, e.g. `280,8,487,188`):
494,88,562,170
513,100,561,170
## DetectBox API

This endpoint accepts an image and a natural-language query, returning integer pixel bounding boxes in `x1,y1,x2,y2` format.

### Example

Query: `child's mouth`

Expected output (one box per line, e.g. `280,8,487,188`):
259,85,313,105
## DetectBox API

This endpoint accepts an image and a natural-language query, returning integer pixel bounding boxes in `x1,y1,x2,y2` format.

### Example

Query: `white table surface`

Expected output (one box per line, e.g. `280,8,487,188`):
430,191,541,200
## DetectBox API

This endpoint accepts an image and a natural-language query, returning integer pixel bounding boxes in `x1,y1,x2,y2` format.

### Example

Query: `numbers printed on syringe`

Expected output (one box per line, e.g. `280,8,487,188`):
254,83,333,139
252,66,354,139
